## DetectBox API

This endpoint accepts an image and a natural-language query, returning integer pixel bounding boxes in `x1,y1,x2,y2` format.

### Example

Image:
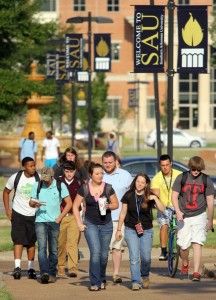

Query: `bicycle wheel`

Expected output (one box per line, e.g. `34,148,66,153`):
167,230,180,277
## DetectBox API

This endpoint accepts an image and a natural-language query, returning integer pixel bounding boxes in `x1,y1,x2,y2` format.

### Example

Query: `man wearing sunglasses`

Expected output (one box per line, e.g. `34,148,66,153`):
172,156,214,282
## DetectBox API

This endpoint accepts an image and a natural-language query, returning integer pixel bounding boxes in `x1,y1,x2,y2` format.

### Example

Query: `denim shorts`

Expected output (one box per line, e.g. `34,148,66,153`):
157,207,174,228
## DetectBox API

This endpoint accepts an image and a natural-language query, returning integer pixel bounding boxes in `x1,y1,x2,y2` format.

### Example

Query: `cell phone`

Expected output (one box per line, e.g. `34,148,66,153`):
31,198,46,206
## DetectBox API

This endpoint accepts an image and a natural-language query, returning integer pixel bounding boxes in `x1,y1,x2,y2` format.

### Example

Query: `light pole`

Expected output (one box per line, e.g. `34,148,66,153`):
128,80,148,151
67,12,113,161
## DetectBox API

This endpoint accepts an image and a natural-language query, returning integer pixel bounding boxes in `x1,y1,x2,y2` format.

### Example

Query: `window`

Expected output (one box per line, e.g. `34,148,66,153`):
178,73,198,129
147,99,155,118
111,43,120,60
107,99,119,118
178,0,190,4
73,0,85,11
107,0,119,12
41,0,56,11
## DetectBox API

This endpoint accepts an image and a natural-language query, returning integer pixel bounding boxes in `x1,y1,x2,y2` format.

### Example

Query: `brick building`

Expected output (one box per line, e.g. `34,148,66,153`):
37,0,216,141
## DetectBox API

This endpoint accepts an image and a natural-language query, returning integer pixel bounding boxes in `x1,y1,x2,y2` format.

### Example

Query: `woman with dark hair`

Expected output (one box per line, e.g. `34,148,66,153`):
73,162,119,291
53,147,88,181
116,173,164,291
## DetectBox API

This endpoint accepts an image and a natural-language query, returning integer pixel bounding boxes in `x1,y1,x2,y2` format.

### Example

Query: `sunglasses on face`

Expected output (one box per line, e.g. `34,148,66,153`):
191,168,201,172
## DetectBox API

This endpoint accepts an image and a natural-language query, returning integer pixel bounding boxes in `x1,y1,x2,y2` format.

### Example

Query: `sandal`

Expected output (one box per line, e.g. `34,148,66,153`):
89,285,101,291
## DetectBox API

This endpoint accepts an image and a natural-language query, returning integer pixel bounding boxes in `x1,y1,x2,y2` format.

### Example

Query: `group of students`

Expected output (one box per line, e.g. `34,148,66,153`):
3,147,215,291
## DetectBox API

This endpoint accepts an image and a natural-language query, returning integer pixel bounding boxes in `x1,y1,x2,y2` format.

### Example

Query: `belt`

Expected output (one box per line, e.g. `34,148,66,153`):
66,213,72,217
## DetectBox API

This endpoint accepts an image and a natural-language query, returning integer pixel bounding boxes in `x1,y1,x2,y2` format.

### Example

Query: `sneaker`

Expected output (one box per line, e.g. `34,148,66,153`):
132,284,141,291
100,280,106,290
28,269,36,279
180,261,189,280
49,276,57,283
192,272,201,282
13,267,21,280
89,285,101,291
159,252,167,261
41,273,49,284
142,278,150,289
113,274,122,283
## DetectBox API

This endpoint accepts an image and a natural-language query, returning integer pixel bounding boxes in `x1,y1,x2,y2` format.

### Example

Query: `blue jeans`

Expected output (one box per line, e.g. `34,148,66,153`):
125,227,153,287
35,222,60,276
84,219,113,286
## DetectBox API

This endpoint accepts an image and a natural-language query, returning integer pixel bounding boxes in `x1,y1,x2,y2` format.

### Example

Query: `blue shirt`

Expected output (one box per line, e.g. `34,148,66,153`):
19,138,37,160
103,167,132,221
31,179,69,222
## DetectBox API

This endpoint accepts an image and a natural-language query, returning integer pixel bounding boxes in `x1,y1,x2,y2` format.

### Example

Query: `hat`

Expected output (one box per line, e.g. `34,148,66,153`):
41,167,54,181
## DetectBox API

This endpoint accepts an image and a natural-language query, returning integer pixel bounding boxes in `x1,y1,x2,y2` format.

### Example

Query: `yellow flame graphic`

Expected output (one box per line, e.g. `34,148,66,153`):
96,37,109,57
182,13,203,46
77,88,85,100
82,57,88,71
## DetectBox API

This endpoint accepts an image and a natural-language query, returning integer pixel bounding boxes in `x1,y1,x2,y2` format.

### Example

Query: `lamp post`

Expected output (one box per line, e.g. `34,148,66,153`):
67,12,113,161
128,80,148,151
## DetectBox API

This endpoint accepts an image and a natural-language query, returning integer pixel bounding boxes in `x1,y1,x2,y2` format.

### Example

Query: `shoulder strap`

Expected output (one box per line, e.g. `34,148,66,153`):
180,171,189,196
83,183,89,198
202,173,208,196
34,171,40,182
105,183,112,198
13,170,24,196
57,179,62,198
22,138,26,146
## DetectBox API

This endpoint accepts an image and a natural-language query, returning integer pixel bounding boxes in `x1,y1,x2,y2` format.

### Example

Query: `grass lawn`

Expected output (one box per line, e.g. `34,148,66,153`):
0,287,12,300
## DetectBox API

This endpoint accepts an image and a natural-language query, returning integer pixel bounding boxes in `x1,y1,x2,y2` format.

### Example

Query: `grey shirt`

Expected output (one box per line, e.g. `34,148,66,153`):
172,172,215,217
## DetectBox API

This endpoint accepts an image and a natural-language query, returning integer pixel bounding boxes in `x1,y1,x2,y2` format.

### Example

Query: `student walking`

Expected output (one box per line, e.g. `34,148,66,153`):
116,173,164,290
172,156,214,281
18,131,37,164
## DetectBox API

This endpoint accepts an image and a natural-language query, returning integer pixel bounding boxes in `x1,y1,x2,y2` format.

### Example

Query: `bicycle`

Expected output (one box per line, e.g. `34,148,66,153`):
167,209,180,277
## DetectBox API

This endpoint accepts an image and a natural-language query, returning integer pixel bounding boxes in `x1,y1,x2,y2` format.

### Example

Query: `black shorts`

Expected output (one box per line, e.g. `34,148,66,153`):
11,209,36,247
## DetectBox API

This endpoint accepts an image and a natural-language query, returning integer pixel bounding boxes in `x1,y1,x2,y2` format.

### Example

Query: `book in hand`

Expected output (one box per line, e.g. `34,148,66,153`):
31,198,46,205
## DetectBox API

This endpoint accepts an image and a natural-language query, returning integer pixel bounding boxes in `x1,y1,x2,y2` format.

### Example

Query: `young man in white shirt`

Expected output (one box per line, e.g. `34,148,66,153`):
41,131,60,167
3,157,39,280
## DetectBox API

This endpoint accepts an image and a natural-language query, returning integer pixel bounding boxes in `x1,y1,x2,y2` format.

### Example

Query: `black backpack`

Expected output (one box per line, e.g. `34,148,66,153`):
82,183,112,200
180,171,208,196
13,170,40,200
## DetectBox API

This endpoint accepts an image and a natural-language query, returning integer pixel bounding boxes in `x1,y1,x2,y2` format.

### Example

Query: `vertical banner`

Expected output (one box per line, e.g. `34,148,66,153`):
128,89,137,108
65,33,83,71
94,34,111,72
177,6,208,73
77,52,89,82
46,51,56,79
134,5,165,73
56,51,69,83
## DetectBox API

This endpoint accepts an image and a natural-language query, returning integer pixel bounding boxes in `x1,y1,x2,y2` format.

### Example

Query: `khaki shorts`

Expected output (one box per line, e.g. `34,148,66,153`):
177,212,207,250
109,222,125,250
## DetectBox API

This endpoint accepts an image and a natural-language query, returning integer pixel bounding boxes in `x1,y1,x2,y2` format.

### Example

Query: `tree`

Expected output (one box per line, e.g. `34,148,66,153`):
76,72,109,133
0,0,58,121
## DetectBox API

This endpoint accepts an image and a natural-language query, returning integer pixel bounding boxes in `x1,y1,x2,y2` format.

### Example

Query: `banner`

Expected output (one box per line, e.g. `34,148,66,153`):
177,6,208,73
65,33,83,71
134,5,165,73
55,51,70,83
128,89,137,108
46,51,56,79
77,52,89,82
94,34,111,72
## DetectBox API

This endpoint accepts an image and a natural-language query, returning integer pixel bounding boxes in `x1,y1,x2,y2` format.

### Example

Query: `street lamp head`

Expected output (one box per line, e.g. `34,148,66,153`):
66,17,87,23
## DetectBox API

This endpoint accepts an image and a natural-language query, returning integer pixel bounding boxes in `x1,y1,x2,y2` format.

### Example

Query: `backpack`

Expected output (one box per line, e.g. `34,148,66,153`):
13,170,40,200
107,140,116,151
36,178,62,199
180,171,208,196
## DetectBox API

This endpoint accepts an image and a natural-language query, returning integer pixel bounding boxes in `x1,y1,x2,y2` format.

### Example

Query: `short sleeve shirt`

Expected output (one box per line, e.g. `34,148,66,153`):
121,191,155,230
151,169,182,206
172,172,215,217
42,137,60,159
6,172,37,216
19,138,37,160
103,167,133,221
77,182,115,225
31,179,69,222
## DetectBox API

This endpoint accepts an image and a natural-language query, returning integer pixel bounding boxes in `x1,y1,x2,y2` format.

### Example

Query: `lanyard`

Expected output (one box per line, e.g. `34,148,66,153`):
162,170,173,205
135,193,143,221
